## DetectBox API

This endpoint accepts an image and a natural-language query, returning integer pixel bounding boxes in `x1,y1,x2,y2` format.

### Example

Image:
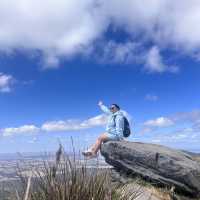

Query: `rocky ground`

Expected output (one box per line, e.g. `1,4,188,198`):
101,141,200,200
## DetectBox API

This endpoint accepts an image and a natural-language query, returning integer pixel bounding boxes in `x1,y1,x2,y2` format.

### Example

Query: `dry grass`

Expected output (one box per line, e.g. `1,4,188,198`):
147,186,173,200
6,144,142,200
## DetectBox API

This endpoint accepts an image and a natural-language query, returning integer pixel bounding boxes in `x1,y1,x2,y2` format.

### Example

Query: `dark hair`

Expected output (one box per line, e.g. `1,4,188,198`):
112,104,120,110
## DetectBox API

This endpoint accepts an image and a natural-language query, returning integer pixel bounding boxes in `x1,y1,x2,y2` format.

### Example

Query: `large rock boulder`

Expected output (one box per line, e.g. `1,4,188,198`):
101,141,200,197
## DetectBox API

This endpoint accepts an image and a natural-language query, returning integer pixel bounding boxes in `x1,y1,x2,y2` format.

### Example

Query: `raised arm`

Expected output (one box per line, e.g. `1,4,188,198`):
98,101,111,114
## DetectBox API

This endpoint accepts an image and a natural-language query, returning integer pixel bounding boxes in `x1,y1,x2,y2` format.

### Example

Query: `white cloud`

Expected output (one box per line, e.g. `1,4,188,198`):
0,1,200,69
142,109,200,132
98,40,138,64
41,111,131,133
1,125,39,136
140,109,200,145
143,117,174,128
0,73,14,92
145,46,167,73
41,114,107,132
172,110,200,123
151,127,199,144
80,114,107,128
145,46,178,73
145,94,158,101
41,120,84,132
1,109,132,136
105,0,200,51
0,0,108,68
140,116,174,134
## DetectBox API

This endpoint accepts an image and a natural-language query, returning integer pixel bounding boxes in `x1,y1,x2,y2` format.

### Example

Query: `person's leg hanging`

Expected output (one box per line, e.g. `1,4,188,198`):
91,133,109,155
82,133,109,156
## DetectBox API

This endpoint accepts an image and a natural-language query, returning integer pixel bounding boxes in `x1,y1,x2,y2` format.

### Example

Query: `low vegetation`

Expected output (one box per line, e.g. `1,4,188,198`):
1,144,142,200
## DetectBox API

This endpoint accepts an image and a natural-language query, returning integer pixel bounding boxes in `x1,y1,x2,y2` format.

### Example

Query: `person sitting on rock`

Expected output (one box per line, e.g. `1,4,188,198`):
82,101,125,158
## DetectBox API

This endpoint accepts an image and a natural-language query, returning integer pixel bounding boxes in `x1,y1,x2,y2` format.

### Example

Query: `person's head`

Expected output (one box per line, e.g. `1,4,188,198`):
110,104,120,113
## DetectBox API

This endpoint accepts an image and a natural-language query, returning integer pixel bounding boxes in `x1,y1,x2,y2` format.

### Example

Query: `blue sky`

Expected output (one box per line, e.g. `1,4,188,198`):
0,0,200,153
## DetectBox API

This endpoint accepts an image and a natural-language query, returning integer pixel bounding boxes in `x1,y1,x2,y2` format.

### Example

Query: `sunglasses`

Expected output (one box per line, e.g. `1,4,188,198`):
110,106,115,110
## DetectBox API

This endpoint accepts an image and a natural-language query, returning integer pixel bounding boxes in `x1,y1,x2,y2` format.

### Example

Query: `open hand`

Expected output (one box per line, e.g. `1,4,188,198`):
98,101,103,106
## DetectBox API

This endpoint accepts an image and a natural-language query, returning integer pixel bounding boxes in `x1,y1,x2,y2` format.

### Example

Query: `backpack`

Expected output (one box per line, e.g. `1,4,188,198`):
113,115,131,137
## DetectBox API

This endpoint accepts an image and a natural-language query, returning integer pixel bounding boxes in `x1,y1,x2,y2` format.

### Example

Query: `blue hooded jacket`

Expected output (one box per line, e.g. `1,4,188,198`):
100,104,124,138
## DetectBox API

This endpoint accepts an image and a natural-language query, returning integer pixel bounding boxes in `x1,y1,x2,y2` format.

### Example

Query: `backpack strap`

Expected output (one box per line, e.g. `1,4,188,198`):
113,115,117,127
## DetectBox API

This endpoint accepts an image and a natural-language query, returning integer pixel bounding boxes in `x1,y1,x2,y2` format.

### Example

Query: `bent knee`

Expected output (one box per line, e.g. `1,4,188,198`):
98,133,108,141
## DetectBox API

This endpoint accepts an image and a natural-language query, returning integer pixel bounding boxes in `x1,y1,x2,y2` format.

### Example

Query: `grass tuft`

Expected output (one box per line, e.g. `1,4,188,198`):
6,144,142,200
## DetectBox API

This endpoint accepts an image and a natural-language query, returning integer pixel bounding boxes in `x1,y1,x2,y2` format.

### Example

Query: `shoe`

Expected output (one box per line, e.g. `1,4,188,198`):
82,150,93,157
85,153,97,159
